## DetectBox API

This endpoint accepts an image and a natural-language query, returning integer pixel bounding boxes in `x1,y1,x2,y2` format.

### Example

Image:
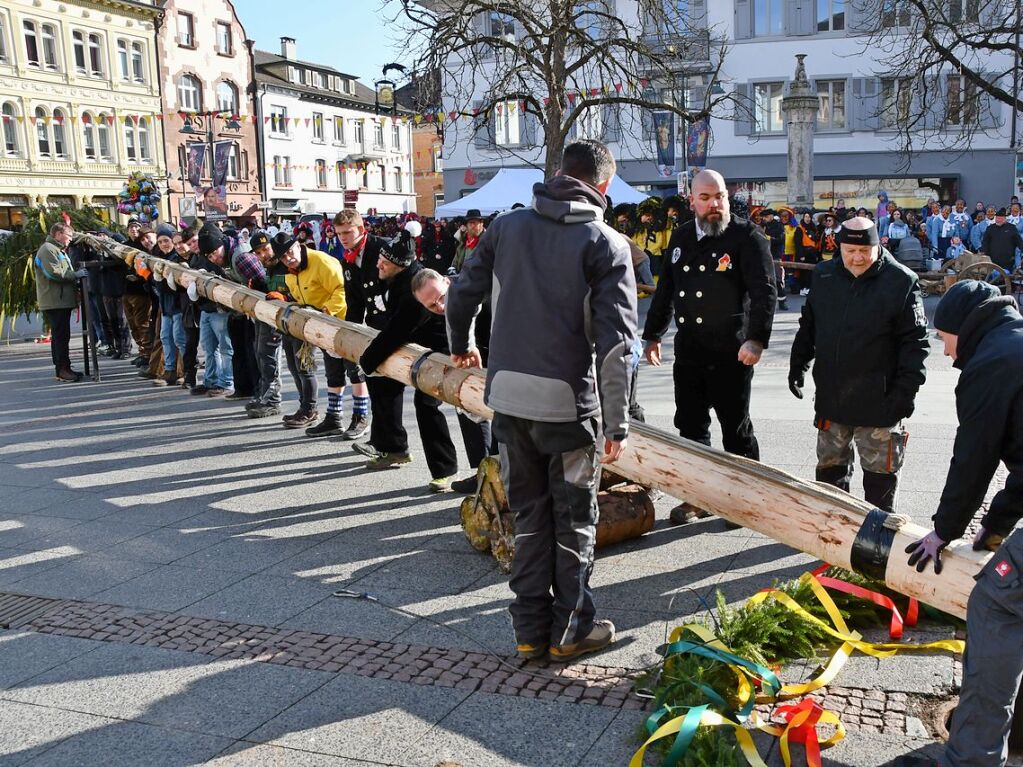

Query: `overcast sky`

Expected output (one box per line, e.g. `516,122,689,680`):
233,0,413,85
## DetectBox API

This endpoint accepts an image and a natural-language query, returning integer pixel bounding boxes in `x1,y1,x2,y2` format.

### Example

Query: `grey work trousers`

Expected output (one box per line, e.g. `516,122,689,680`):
282,335,317,412
253,321,283,406
493,413,602,648
944,527,1023,767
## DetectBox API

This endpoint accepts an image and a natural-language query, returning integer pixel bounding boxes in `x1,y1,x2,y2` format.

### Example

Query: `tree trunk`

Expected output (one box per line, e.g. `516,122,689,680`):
78,234,990,619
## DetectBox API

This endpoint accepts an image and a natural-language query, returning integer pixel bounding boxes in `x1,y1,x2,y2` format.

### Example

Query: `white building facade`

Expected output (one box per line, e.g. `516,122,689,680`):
254,38,415,219
435,1,1015,212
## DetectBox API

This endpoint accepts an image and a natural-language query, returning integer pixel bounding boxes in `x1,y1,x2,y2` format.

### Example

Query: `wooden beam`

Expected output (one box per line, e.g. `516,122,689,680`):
79,234,988,618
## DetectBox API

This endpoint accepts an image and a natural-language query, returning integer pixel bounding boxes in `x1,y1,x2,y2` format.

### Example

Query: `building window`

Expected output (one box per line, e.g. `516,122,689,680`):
336,161,346,188
96,113,111,160
23,21,39,66
391,121,401,150
359,165,368,188
216,21,232,55
178,74,201,112
315,159,327,188
379,163,386,191
434,191,445,209
754,0,784,36
270,105,287,135
949,0,980,22
817,0,845,31
333,116,345,143
0,16,8,63
816,79,846,129
177,12,194,47
574,108,603,140
312,112,323,141
495,101,521,145
353,119,364,145
52,109,67,158
138,118,150,162
117,39,129,80
131,42,144,82
216,81,238,114
2,103,20,156
124,121,136,161
754,81,784,133
81,113,96,160
880,77,912,128
87,33,103,76
947,75,979,126
273,154,282,185
227,143,238,179
432,145,443,172
35,107,50,157
317,72,327,89
394,167,403,193
373,121,384,148
282,155,291,186
881,0,912,27
72,31,86,73
574,2,603,40
41,24,58,70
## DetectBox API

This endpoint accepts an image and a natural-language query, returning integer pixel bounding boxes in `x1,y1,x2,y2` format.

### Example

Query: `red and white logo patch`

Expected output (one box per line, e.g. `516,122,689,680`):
995,560,1013,578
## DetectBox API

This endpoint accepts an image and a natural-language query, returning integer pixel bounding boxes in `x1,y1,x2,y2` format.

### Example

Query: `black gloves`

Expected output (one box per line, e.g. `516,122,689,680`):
788,371,804,399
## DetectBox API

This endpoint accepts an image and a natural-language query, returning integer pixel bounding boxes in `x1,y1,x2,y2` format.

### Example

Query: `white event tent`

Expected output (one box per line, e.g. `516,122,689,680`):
434,168,648,217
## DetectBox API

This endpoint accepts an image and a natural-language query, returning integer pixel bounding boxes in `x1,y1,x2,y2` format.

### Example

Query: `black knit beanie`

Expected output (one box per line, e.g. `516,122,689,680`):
934,280,1001,334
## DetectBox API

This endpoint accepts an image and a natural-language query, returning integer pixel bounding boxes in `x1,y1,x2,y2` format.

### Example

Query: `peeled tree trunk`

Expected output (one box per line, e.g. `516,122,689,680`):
80,234,990,619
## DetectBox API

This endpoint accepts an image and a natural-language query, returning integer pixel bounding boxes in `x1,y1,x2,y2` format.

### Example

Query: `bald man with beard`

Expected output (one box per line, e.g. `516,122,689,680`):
643,169,777,526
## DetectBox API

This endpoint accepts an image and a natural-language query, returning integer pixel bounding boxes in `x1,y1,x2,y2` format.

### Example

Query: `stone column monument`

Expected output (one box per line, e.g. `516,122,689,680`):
782,54,818,206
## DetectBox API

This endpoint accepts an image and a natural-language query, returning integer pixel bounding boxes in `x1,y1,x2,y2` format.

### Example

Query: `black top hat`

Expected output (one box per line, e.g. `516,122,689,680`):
271,231,297,259
465,209,484,221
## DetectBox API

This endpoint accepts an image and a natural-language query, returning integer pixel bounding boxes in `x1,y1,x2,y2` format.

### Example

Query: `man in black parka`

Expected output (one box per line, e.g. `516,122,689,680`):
897,280,1023,767
358,229,458,492
789,217,928,511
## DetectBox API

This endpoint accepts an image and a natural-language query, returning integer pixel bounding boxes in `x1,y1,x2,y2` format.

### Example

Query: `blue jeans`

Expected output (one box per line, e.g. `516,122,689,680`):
160,313,186,372
199,311,233,390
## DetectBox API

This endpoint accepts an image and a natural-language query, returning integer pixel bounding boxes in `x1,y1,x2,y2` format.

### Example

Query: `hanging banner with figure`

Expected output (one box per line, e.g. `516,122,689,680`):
686,116,710,168
186,143,206,191
652,111,675,177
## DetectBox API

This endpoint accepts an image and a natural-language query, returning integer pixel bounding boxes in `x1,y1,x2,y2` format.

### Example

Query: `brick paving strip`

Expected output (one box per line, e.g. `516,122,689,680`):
4,591,938,735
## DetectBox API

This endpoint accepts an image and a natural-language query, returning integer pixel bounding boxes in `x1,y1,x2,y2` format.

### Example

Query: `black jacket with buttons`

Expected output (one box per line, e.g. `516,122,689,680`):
789,252,928,427
643,215,776,362
340,234,388,330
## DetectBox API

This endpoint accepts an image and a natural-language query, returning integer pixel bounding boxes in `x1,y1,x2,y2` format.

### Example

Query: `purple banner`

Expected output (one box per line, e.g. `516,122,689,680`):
186,143,206,191
212,140,232,188
652,111,675,177
686,117,710,168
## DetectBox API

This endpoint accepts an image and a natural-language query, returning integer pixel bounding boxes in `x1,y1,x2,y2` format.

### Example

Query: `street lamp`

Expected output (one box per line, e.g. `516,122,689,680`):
179,111,238,221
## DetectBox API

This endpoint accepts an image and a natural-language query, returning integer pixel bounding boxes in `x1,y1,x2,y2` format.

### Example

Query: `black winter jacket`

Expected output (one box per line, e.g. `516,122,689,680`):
789,252,928,427
360,260,447,374
643,214,776,361
933,296,1023,542
980,222,1023,270
340,235,389,330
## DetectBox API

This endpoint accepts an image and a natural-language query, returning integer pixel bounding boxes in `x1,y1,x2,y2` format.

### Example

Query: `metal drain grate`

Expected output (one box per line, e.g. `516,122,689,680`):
0,592,65,629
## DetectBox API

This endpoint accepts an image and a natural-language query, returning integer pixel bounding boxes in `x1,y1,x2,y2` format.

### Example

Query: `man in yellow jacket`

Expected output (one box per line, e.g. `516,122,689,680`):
631,197,671,278
270,232,349,431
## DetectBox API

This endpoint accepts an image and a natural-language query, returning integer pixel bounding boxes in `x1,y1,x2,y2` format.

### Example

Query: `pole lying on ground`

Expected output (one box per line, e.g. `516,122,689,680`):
78,233,988,619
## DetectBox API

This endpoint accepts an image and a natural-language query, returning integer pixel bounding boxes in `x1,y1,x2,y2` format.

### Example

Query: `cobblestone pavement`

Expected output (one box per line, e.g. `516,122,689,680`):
0,296,1000,766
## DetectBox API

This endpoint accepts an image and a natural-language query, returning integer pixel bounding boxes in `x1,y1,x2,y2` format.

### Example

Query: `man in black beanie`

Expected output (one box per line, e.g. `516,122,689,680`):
789,216,928,512
357,227,458,491
897,280,1023,767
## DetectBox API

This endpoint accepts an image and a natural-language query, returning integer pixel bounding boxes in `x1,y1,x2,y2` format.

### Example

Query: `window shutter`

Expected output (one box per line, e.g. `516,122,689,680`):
851,77,880,130
523,111,539,145
690,0,708,29
734,0,752,39
473,101,490,148
980,0,1005,26
472,11,492,59
978,75,1002,128
846,0,881,33
734,83,754,135
785,0,815,35
920,75,943,130
602,103,622,143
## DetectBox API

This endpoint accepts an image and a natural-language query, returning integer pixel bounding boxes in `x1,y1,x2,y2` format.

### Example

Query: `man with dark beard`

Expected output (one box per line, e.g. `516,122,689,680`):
643,169,776,525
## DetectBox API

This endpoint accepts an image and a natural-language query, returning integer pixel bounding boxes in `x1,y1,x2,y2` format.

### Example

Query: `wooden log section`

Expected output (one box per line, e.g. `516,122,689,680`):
79,234,990,619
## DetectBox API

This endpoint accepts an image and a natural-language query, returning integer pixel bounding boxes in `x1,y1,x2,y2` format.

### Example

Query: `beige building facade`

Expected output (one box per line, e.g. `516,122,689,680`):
156,0,261,226
0,0,166,229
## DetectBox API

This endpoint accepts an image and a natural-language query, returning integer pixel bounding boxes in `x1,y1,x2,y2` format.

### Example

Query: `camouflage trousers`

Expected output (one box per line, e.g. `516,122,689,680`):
815,420,908,512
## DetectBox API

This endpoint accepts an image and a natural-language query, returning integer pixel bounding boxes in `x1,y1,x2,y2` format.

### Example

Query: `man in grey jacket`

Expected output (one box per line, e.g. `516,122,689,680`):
446,140,638,662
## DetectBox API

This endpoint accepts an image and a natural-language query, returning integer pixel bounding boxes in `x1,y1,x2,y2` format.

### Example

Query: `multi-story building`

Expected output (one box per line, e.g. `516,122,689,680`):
254,37,416,219
434,1,1014,211
0,0,166,229
156,0,261,227
398,72,444,216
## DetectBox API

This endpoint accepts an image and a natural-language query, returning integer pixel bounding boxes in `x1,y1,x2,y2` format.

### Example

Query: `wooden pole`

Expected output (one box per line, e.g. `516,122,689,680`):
78,234,988,618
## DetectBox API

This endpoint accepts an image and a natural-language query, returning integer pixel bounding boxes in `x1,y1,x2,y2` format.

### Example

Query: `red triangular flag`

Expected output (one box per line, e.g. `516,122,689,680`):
590,88,599,97
614,83,623,93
